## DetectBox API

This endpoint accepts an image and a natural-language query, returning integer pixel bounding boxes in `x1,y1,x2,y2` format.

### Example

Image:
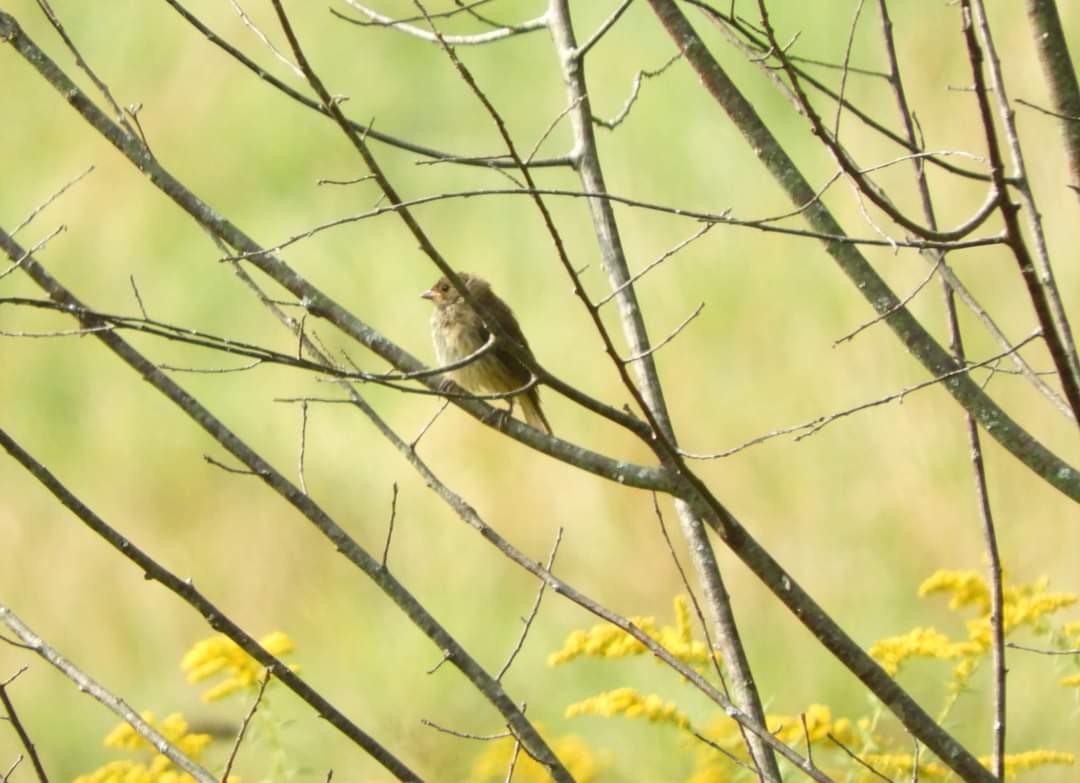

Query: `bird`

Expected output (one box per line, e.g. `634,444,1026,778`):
421,272,552,435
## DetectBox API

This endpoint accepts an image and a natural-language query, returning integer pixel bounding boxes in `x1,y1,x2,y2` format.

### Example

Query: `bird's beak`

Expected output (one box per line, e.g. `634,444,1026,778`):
420,289,435,301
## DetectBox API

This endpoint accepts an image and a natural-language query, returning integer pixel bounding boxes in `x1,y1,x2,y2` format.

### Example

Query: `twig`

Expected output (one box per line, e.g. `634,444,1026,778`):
1005,642,1080,656
32,0,139,140
831,0,866,140
827,733,891,782
678,330,1043,458
226,0,303,77
0,226,66,283
1015,97,1080,122
525,96,584,164
496,529,563,681
410,400,449,449
128,276,149,320
204,455,260,476
419,720,509,741
336,0,546,44
502,732,523,783
801,712,814,769
11,166,93,237
576,0,634,58
596,223,714,307
594,52,683,130
1,756,23,783
425,650,451,675
219,185,1004,261
834,257,942,345
220,669,272,783
0,668,48,783
622,302,704,363
298,400,310,495
381,482,399,569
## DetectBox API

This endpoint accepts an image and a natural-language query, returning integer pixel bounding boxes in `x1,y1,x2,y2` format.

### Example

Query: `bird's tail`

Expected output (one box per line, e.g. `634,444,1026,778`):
519,391,552,435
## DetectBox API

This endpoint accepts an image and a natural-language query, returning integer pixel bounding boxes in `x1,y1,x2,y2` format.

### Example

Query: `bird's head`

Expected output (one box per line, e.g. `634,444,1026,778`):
420,272,483,307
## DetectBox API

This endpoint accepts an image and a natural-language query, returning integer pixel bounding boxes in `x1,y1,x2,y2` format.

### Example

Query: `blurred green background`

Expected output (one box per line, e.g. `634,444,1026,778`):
1,1,1078,780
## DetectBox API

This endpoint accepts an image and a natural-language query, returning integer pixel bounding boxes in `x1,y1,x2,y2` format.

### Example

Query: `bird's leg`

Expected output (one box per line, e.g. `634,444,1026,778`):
485,399,515,432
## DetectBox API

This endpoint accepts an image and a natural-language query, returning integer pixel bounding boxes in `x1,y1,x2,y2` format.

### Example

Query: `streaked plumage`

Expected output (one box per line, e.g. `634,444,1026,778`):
421,272,552,434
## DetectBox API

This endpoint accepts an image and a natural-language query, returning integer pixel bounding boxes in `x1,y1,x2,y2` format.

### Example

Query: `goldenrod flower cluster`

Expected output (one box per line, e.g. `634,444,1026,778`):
547,596,710,667
73,711,212,783
181,630,298,702
860,749,1075,780
869,570,1078,685
565,687,690,729
868,627,980,676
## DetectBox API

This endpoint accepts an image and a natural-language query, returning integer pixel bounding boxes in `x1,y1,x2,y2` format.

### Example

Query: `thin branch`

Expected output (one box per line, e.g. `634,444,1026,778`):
220,185,1004,261
336,0,547,45
827,733,892,782
419,720,509,741
576,0,634,59
0,226,66,283
496,529,563,682
1005,642,1080,656
220,670,271,783
598,224,714,307
834,257,943,345
32,0,140,141
380,482,399,569
622,302,704,362
226,0,302,77
297,400,310,495
1,756,22,783
680,331,1043,459
0,670,48,783
0,605,213,783
11,166,93,237
594,52,683,130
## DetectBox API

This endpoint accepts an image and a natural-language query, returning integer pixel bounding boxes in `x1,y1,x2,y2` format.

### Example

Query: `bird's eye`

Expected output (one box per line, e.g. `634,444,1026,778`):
440,283,450,293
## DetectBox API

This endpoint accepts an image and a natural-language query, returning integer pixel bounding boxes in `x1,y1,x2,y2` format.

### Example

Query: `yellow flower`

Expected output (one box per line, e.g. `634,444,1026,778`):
76,712,214,783
919,570,991,614
996,749,1075,777
565,687,690,729
181,631,297,702
862,753,949,779
468,727,607,782
869,627,978,676
548,596,710,667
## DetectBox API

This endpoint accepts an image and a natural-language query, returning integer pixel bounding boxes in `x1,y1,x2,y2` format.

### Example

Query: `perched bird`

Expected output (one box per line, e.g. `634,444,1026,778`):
421,272,552,434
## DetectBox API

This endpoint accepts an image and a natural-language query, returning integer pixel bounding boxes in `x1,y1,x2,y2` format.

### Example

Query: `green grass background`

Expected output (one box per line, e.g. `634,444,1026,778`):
1,1,1078,780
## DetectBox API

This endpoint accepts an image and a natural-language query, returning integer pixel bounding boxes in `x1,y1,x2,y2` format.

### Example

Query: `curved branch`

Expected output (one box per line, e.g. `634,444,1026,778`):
336,0,547,44
754,0,1002,243
156,0,571,169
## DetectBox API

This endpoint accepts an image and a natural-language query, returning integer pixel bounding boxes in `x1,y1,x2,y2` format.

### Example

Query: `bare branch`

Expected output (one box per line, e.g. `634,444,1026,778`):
220,670,272,783
496,529,563,682
0,605,213,783
0,669,48,783
11,166,93,237
336,0,547,45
